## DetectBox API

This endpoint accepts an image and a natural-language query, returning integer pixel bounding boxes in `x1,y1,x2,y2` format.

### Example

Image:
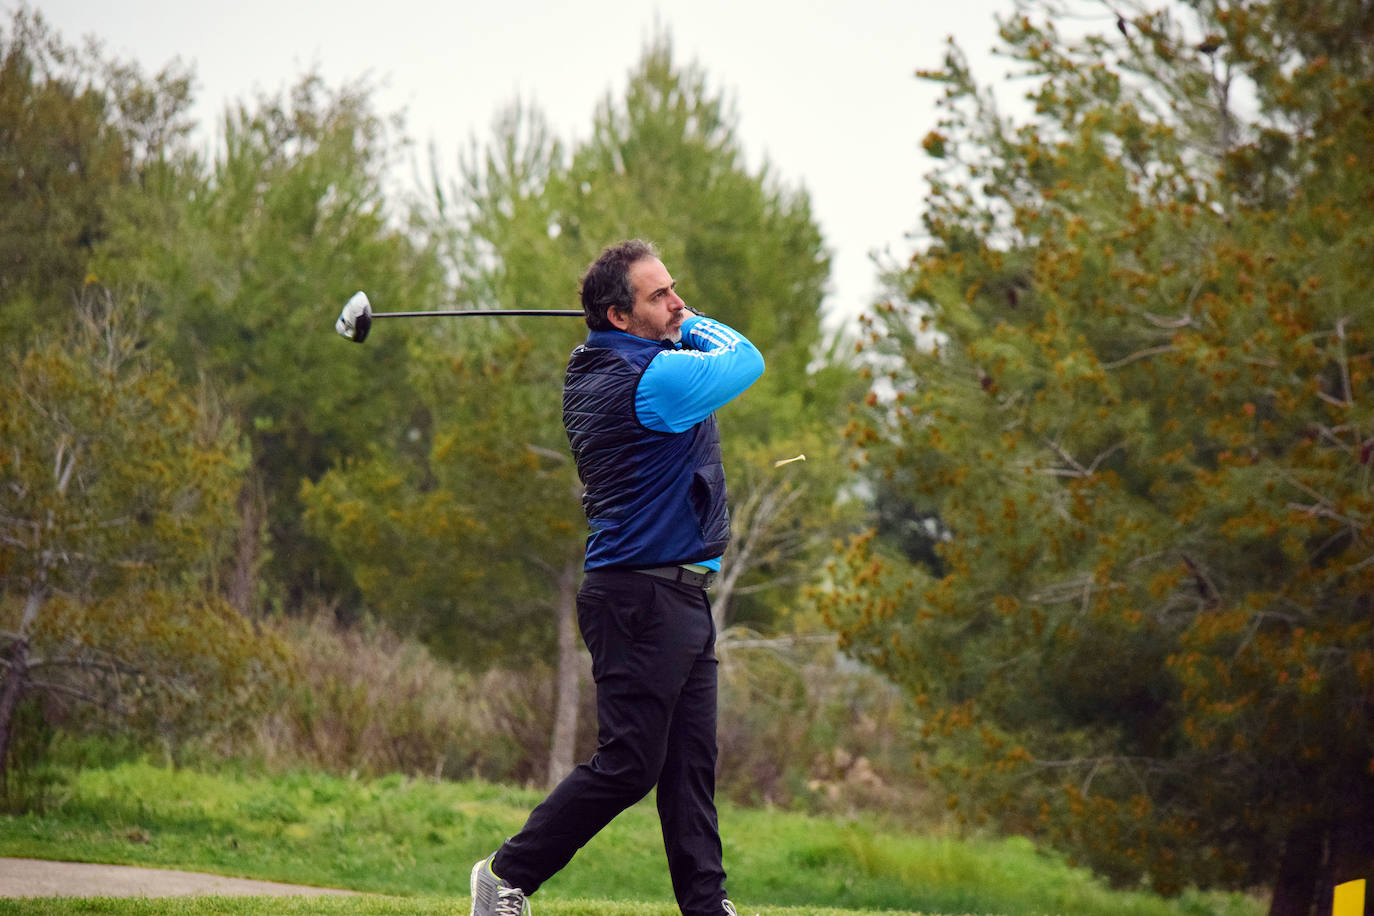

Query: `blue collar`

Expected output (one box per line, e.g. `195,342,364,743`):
585,329,677,352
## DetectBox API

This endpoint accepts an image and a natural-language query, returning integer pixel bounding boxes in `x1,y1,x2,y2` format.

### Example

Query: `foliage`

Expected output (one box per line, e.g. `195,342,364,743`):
221,596,938,813
0,10,871,814
0,9,168,324
249,609,565,785
566,37,830,385
0,294,284,797
3,8,448,615
533,36,856,621
29,591,285,762
715,628,931,822
563,37,864,628
0,6,195,343
818,0,1374,908
307,100,590,663
304,34,851,683
98,73,445,611
0,759,1261,915
300,334,579,666
301,38,858,789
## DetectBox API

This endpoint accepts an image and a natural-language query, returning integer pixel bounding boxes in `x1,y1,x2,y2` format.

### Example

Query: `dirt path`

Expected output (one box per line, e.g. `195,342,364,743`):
0,857,361,898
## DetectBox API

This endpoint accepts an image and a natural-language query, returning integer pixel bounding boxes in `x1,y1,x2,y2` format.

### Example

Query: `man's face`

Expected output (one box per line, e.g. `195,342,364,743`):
612,257,687,343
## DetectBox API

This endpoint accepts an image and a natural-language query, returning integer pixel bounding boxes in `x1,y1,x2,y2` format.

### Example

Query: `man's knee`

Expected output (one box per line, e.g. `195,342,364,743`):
591,747,663,799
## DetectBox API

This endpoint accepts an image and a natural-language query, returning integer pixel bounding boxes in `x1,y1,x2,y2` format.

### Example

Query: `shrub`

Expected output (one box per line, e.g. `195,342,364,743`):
716,627,938,825
242,608,941,831
249,610,567,785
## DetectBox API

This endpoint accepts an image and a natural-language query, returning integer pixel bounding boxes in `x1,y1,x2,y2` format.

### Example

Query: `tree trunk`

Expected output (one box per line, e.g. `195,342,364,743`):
712,560,737,633
0,587,45,800
1270,821,1325,916
0,637,31,800
1317,807,1374,916
546,560,582,788
228,476,265,616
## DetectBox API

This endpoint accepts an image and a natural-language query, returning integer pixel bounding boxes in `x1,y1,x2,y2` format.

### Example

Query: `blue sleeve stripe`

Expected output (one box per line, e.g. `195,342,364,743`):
691,318,743,350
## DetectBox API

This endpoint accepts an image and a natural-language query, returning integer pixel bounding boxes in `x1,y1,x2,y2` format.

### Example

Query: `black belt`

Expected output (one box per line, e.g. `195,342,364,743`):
635,565,717,589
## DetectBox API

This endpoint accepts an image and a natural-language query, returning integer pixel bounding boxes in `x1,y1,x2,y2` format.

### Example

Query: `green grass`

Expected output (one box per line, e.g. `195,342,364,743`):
0,761,1262,916
0,901,914,915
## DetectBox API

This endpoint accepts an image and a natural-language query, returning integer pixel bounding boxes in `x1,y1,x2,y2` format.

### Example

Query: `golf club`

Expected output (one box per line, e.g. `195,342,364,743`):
335,291,583,343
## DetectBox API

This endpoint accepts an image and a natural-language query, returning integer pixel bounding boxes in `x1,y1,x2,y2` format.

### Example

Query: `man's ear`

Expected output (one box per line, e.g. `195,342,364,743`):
607,306,632,331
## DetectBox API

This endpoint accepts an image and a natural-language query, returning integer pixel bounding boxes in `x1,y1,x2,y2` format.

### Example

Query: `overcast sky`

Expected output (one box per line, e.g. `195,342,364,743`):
29,0,1030,330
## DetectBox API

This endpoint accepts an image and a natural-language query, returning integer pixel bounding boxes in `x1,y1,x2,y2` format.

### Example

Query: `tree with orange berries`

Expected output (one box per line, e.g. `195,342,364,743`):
818,2,1373,913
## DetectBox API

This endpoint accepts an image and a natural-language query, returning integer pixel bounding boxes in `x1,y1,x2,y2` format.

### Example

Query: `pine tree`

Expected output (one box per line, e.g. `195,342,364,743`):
816,2,1374,911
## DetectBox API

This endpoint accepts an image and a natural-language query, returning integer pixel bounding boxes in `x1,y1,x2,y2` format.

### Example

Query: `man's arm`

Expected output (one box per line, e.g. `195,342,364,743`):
635,314,765,433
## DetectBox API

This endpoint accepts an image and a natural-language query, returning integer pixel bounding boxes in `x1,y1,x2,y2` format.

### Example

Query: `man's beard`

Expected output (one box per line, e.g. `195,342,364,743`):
626,312,682,344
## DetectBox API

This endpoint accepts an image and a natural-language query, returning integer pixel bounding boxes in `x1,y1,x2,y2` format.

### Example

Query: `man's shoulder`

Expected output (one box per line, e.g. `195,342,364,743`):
572,332,667,368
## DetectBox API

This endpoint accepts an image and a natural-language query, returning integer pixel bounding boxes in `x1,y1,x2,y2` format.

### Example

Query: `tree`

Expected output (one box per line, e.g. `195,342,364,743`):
98,74,445,613
0,6,194,341
434,102,596,786
302,331,587,786
0,293,283,796
305,35,852,785
817,1,1373,912
563,35,858,632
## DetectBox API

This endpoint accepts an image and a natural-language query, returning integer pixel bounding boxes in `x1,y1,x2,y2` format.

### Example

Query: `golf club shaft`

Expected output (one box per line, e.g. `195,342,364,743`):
373,309,583,318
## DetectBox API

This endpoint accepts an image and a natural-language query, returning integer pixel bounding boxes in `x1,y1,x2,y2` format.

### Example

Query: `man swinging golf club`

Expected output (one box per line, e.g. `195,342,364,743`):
469,240,763,916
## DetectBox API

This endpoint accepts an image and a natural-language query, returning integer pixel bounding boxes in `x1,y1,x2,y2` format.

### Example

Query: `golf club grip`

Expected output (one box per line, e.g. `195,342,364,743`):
373,309,584,318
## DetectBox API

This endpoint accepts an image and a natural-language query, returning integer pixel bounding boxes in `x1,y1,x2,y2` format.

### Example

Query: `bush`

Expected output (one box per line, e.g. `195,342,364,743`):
238,609,941,831
251,612,457,780
716,627,939,825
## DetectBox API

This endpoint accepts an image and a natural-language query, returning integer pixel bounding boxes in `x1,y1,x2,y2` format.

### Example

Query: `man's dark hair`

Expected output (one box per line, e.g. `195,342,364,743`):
579,239,657,331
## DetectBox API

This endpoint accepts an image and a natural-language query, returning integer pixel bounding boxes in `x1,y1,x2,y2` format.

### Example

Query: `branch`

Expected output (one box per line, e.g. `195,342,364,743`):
1027,574,1095,606
27,655,141,678
1335,317,1354,407
28,678,132,715
1287,502,1366,528
1180,553,1221,607
1042,438,1088,477
0,533,37,550
524,444,568,464
19,585,45,634
1281,468,1348,510
719,632,836,651
1028,753,1165,797
1318,390,1352,409
1086,442,1127,474
1307,425,1357,454
1102,344,1177,370
1142,310,1193,329
54,437,82,496
732,569,810,597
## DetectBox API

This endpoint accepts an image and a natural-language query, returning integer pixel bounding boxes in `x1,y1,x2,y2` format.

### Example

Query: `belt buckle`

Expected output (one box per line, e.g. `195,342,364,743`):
636,565,715,588
682,566,716,588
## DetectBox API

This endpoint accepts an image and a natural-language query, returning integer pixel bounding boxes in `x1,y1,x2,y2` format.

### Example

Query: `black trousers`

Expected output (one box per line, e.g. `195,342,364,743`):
492,568,726,915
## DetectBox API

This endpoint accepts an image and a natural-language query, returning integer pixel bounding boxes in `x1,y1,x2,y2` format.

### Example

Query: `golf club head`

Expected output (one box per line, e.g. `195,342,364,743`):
335,291,373,343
